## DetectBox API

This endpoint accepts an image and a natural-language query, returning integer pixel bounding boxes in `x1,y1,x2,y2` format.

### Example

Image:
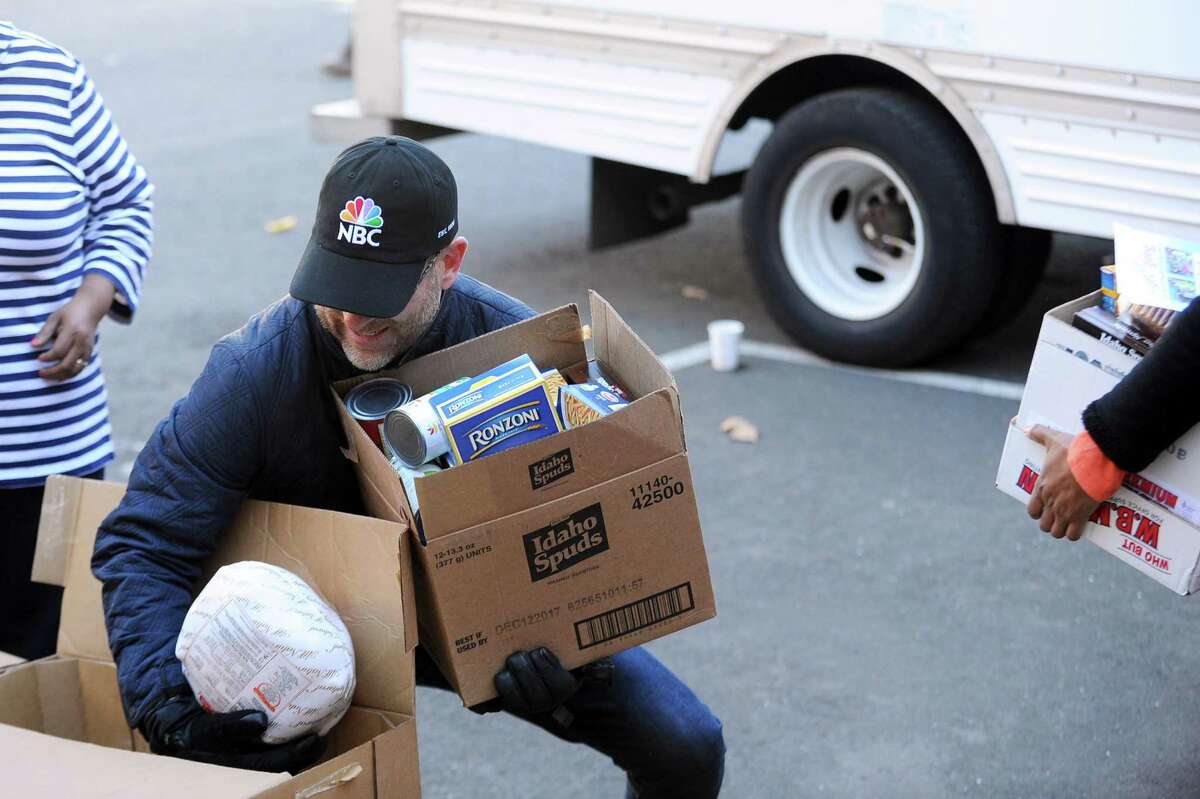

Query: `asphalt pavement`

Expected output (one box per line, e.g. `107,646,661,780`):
10,2,1200,797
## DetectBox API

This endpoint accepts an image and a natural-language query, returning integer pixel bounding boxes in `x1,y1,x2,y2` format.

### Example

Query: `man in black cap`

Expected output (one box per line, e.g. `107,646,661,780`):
92,137,725,796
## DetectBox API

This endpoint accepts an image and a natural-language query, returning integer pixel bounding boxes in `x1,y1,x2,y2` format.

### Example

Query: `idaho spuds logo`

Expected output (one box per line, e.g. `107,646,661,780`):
529,448,574,490
338,196,384,247
523,503,609,582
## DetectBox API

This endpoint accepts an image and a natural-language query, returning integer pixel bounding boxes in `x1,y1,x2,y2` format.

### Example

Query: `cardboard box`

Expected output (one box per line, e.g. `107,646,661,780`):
335,292,717,706
0,476,422,798
999,291,1200,594
0,650,23,669
1015,291,1200,500
997,420,1200,595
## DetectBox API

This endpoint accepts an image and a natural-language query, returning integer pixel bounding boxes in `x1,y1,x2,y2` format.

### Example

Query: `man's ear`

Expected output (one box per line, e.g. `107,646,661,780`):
440,236,468,290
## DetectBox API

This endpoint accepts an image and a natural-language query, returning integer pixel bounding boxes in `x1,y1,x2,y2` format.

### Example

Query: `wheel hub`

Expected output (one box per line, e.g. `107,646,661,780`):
777,148,926,321
854,179,915,258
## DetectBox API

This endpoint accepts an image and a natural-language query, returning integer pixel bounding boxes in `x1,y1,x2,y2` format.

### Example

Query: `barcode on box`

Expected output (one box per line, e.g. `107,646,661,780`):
574,583,695,650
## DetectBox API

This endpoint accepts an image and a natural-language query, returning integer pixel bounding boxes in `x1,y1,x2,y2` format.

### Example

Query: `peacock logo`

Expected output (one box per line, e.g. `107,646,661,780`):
336,196,384,247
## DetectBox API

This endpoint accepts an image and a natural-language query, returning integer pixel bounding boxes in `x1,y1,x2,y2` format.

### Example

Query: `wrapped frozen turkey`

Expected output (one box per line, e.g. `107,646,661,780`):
175,561,356,744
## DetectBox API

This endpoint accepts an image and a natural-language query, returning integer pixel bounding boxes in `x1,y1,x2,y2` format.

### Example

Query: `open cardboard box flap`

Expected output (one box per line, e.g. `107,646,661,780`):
0,657,292,796
31,475,418,718
0,722,290,798
587,291,677,404
0,652,420,798
334,291,686,538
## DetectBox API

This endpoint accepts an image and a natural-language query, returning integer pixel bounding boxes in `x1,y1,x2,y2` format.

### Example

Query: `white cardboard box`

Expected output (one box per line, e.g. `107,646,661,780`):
998,291,1200,594
1015,292,1199,500
997,420,1200,595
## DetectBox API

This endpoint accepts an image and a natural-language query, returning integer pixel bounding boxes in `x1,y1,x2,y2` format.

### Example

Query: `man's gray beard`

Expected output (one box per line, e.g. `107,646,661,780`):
318,291,441,372
340,343,395,372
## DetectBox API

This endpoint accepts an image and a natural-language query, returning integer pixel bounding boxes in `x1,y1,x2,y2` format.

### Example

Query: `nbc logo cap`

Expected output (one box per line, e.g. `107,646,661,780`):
290,136,458,317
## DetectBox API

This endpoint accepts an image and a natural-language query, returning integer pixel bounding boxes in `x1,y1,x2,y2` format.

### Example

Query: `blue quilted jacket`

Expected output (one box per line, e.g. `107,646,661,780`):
92,276,534,726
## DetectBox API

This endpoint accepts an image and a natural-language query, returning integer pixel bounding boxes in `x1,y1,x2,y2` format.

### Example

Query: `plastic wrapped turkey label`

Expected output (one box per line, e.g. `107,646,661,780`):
175,561,356,744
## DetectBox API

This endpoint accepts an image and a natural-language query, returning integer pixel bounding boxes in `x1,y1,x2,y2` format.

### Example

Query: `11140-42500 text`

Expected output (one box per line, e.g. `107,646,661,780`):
629,476,685,511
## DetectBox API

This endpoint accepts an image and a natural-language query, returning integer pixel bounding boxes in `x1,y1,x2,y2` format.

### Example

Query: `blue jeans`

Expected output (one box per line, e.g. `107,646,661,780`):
415,646,725,798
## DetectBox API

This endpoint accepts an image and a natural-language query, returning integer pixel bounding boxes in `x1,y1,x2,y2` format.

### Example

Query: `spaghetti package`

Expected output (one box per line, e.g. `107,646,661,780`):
541,369,567,413
559,382,631,429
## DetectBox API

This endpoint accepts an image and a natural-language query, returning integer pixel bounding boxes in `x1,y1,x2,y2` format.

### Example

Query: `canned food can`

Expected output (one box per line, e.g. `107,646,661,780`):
383,380,465,467
344,378,412,449
1100,265,1119,314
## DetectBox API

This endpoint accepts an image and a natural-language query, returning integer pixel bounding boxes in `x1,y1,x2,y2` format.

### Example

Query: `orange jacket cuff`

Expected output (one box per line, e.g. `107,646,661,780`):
1068,430,1125,502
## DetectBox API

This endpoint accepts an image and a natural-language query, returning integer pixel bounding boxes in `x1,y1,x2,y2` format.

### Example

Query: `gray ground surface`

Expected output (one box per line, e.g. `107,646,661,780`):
10,2,1200,797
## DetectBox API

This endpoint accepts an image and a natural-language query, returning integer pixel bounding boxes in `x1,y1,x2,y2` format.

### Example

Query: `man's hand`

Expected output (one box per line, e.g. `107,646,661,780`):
493,648,580,716
33,274,115,382
139,692,325,774
1026,424,1101,542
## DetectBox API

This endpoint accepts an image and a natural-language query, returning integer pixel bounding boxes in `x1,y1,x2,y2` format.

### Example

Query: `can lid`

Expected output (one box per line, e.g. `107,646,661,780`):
345,378,412,421
383,410,428,468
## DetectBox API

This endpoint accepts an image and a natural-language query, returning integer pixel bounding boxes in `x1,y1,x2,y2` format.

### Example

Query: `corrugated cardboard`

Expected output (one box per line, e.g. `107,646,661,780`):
336,292,716,706
0,723,287,798
0,476,421,797
997,420,1200,595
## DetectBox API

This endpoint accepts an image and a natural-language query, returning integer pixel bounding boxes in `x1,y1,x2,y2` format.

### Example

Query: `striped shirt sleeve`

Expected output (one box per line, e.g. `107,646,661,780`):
68,60,153,322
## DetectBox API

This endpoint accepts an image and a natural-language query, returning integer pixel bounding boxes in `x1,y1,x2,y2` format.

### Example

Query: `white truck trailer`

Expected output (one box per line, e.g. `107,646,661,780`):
315,0,1200,366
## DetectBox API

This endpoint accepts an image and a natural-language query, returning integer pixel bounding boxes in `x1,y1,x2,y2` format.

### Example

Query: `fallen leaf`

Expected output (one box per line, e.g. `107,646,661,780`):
681,284,709,301
264,215,298,234
720,416,759,444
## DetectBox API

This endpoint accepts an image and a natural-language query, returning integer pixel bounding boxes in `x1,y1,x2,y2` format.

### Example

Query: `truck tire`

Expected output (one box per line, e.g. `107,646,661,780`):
741,88,1004,367
970,226,1054,338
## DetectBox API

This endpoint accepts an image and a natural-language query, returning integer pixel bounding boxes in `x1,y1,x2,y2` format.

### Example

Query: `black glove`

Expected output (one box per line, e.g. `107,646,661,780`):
139,691,326,774
492,647,580,716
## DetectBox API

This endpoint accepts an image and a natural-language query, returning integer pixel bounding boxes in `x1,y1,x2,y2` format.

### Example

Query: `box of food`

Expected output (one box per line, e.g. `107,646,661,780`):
1014,291,1200,500
999,287,1200,594
1,477,421,797
333,292,717,706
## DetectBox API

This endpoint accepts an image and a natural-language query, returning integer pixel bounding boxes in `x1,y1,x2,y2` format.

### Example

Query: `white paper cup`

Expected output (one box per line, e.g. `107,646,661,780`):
707,319,745,372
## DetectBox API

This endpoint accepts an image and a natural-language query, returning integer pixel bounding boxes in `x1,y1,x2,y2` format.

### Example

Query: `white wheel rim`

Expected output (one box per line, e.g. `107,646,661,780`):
778,148,926,321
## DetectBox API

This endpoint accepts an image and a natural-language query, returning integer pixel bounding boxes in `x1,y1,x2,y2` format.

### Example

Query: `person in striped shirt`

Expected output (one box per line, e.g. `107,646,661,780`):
0,22,153,660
